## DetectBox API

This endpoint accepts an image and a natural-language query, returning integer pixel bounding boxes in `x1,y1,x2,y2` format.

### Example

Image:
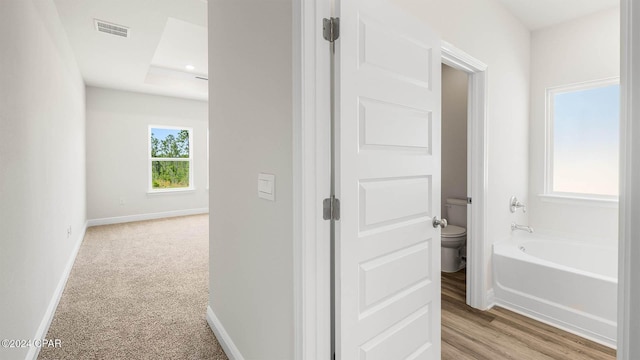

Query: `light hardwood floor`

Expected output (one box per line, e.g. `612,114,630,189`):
441,270,616,360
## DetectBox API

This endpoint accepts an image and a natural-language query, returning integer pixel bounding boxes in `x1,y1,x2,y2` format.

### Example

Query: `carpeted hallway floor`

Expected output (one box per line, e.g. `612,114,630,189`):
39,214,228,360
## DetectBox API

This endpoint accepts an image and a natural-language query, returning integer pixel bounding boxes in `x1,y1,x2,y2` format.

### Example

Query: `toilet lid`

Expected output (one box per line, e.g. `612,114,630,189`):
442,225,466,238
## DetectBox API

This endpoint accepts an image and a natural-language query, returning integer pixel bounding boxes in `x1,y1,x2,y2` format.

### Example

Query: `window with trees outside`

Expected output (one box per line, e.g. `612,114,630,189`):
149,126,193,191
546,79,620,200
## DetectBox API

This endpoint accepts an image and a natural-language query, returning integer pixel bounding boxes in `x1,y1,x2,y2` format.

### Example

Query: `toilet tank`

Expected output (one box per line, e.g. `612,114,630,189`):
445,198,467,228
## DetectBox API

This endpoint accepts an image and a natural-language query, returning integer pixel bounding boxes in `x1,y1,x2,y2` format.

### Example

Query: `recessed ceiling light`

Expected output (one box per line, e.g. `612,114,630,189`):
185,64,195,71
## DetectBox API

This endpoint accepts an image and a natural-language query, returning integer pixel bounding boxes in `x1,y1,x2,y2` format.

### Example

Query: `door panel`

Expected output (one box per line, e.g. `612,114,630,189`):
336,0,442,358
359,98,433,151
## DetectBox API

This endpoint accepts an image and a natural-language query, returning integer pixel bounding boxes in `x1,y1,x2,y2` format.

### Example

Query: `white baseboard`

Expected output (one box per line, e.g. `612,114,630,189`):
87,208,209,227
206,306,244,360
26,221,88,360
486,288,496,309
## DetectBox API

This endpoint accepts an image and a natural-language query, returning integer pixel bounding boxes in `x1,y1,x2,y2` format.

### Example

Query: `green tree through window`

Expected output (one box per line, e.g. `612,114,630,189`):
150,127,192,189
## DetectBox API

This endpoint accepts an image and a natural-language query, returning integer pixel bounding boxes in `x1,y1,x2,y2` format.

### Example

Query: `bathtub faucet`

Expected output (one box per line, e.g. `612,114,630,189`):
511,222,534,233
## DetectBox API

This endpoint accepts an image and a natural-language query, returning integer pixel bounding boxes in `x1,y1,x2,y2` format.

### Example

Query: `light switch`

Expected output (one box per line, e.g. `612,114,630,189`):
258,173,275,201
258,179,272,194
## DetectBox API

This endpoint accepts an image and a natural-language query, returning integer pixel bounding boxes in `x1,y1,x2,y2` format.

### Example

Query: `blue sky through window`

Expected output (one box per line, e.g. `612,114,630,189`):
151,128,181,142
552,83,620,196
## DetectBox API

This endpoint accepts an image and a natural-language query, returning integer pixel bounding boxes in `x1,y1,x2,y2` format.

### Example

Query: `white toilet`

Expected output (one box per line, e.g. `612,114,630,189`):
441,198,467,273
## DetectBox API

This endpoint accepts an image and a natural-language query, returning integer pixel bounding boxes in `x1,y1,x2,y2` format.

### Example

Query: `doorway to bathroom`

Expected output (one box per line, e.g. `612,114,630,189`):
441,63,470,298
440,42,489,310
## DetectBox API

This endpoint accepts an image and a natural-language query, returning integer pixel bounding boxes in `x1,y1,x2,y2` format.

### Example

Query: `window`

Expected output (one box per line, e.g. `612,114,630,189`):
546,79,620,199
149,126,193,191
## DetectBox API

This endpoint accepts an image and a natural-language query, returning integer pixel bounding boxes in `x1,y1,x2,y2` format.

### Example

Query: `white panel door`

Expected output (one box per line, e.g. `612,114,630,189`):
336,0,442,359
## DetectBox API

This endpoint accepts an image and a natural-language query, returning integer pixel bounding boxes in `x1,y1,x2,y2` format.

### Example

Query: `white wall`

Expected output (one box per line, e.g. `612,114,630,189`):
392,0,531,292
441,64,468,217
208,1,294,359
86,87,208,222
528,7,620,243
0,0,86,359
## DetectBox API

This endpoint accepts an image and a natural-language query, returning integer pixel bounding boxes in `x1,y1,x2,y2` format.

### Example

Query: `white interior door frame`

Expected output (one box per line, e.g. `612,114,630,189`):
295,22,491,360
293,0,332,359
618,0,639,358
441,42,490,310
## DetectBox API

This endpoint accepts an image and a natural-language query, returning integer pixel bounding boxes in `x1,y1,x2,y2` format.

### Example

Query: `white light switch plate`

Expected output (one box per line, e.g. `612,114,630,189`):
258,173,275,201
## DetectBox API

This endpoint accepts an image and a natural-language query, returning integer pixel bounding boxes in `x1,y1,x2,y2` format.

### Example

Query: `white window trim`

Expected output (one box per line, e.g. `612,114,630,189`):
538,193,618,208
148,125,194,193
543,77,620,203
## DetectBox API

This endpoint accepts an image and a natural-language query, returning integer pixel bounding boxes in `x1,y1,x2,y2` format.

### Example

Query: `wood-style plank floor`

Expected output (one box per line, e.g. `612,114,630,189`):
441,270,616,360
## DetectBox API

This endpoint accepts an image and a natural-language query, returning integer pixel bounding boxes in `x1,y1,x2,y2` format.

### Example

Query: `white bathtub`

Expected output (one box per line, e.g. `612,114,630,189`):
493,232,617,348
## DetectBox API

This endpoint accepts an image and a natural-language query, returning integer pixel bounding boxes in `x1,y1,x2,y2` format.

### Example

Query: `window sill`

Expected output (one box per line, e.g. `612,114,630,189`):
538,193,618,208
147,188,195,195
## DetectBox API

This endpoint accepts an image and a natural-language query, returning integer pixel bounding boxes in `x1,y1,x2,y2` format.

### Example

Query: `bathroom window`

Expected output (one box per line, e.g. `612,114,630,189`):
149,126,193,192
545,79,620,199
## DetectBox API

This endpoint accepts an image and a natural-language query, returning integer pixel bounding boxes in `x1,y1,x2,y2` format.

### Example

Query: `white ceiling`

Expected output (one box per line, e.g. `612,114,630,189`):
53,0,618,101
53,0,208,101
496,0,619,30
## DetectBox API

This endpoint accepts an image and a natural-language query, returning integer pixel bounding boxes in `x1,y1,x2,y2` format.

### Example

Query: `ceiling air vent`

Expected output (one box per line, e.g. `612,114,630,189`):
94,19,130,38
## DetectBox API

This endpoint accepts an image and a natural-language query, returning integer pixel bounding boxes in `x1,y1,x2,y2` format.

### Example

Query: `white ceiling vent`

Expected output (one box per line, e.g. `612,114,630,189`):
94,19,130,38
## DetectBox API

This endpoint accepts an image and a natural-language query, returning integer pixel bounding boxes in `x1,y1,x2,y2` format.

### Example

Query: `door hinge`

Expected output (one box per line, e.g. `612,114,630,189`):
467,197,472,204
323,17,340,42
323,196,341,221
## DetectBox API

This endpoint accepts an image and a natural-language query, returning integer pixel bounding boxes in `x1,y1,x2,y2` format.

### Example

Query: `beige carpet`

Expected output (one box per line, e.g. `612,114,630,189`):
39,215,228,360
